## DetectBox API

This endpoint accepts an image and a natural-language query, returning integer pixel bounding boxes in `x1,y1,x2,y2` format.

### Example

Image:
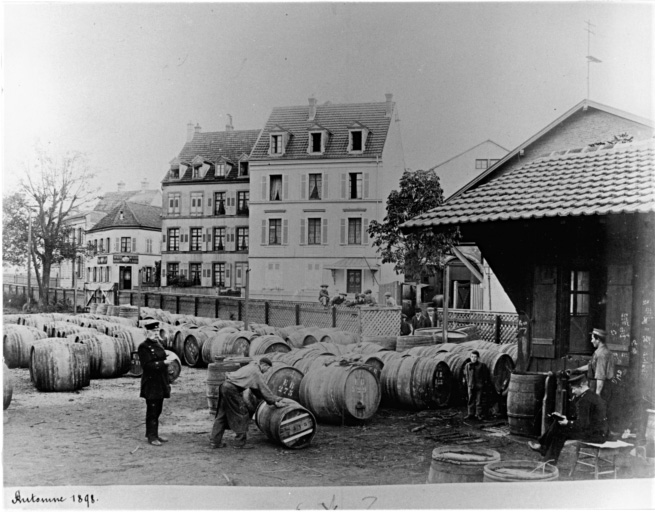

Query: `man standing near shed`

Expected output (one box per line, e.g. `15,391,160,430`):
574,328,615,401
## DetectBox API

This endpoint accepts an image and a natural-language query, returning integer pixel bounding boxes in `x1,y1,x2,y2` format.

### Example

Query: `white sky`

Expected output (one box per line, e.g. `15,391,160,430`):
2,2,653,196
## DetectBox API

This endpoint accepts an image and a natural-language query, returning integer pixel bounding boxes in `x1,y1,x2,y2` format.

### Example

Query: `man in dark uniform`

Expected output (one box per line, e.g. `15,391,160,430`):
210,357,285,449
138,320,171,447
528,374,608,465
464,350,490,420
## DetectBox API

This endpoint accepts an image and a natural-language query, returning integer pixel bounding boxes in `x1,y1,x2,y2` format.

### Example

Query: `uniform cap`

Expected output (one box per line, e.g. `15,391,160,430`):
569,373,588,386
384,292,392,296
143,320,159,331
591,328,606,340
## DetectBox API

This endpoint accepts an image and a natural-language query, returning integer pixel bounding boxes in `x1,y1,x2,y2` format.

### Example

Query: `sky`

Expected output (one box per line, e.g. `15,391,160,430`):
3,2,653,198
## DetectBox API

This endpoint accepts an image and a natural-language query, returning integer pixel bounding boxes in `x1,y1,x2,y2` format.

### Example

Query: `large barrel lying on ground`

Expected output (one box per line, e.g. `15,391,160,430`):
4,363,13,410
201,331,251,364
396,335,434,353
319,330,359,345
205,360,242,415
76,333,132,379
166,351,182,383
183,330,214,367
380,354,452,409
507,372,547,437
361,336,397,350
427,446,501,483
299,361,381,423
249,335,291,357
4,325,47,368
255,400,317,449
30,339,91,391
483,460,559,482
293,353,337,375
264,363,304,402
475,349,515,395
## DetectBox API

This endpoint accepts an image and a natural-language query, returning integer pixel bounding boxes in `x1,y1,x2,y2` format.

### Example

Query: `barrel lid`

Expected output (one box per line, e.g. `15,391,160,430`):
431,446,500,465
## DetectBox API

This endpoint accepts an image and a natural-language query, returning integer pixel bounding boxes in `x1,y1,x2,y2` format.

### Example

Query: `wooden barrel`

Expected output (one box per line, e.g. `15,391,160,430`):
507,372,547,437
436,351,469,402
343,342,390,355
183,330,211,367
498,343,518,365
433,331,469,343
459,339,499,351
300,328,323,347
361,336,397,350
264,364,304,402
3,363,13,410
201,332,251,364
3,314,22,325
299,361,381,423
106,305,119,317
206,361,242,415
4,325,47,368
248,335,291,357
396,335,434,353
475,349,515,395
249,323,277,336
380,355,452,409
319,330,359,345
30,339,91,392
483,460,559,482
302,341,344,355
113,326,147,351
427,446,501,483
255,400,317,449
166,350,182,383
96,303,108,315
362,355,384,379
277,324,306,342
76,333,131,379
293,353,337,375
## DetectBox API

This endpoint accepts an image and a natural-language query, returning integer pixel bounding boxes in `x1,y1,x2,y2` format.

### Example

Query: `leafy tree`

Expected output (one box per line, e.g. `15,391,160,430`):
368,169,460,281
3,143,98,304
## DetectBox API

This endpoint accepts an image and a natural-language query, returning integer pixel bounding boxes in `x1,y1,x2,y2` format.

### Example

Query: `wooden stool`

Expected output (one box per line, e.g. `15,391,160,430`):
569,440,633,479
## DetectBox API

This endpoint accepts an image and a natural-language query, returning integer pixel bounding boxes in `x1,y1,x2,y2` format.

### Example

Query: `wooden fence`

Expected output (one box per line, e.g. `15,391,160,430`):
436,308,519,344
3,283,114,309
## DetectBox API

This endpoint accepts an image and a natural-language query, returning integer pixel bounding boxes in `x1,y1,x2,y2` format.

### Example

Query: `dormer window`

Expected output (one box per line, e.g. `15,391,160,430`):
307,124,329,155
170,168,179,179
347,122,369,154
268,125,290,157
239,161,249,177
271,134,283,155
216,163,225,177
192,167,200,179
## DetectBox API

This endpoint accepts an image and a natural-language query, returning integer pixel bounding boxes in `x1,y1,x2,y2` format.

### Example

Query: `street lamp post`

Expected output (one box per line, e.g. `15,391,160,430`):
244,268,250,330
26,209,33,309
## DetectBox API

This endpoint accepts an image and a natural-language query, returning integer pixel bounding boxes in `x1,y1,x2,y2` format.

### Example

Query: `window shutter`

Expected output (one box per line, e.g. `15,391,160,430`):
261,220,267,245
115,238,119,252
341,174,347,199
322,173,328,199
340,219,346,244
225,264,231,287
300,219,306,245
532,265,558,358
605,264,633,353
163,234,166,244
363,173,370,198
261,175,267,200
363,219,369,244
322,218,328,244
283,174,289,200
301,175,307,200
282,219,288,245
132,238,137,252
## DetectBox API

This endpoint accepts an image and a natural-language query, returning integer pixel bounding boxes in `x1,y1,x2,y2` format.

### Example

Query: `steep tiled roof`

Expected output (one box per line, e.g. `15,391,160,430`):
403,139,655,229
250,101,393,160
94,190,161,212
164,129,261,183
88,201,162,232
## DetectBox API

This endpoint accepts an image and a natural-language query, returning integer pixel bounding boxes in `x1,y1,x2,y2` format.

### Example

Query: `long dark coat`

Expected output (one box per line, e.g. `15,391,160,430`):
138,339,171,400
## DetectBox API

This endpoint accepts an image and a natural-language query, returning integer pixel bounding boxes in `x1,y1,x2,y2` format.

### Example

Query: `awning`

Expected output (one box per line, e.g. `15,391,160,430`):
324,258,380,271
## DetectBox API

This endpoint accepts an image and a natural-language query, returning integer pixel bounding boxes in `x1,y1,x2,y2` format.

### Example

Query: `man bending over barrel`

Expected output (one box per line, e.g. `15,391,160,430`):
210,357,286,449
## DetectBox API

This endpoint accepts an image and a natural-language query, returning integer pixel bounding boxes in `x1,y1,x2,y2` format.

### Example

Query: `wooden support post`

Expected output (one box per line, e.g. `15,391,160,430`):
176,295,180,314
238,300,243,321
332,305,337,328
295,304,301,326
194,296,199,317
160,293,164,310
145,293,149,307
495,315,502,344
264,302,270,325
215,298,219,318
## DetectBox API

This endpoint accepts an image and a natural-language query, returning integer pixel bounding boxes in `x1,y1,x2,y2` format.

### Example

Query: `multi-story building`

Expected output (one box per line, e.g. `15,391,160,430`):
248,94,406,301
85,201,162,290
160,121,260,290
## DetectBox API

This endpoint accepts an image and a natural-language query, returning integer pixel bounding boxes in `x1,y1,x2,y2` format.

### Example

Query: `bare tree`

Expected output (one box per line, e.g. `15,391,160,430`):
10,142,99,304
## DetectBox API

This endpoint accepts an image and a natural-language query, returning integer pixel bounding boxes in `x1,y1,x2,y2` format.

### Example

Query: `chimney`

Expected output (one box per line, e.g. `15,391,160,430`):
141,178,149,190
186,121,194,142
308,97,317,121
117,181,126,192
226,114,234,131
195,123,202,136
385,93,393,117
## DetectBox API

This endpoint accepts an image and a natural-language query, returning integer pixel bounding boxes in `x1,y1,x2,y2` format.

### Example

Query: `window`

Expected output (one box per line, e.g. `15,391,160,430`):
213,227,226,251
167,263,179,278
77,228,83,244
170,168,179,179
308,218,322,245
213,263,225,287
168,193,180,214
92,239,98,254
189,263,202,285
99,239,104,253
190,228,202,251
236,227,249,251
270,175,282,201
216,163,225,177
190,193,203,215
234,262,247,287
167,228,180,251
237,191,249,214
93,267,97,282
348,218,362,245
269,219,282,245
120,237,131,253
239,161,249,177
310,132,322,153
106,238,110,254
475,159,488,170
77,256,83,278
570,270,590,316
350,130,363,152
192,167,200,179
146,239,152,254
349,173,363,199
214,192,226,215
308,174,322,200
144,267,152,283
270,134,283,155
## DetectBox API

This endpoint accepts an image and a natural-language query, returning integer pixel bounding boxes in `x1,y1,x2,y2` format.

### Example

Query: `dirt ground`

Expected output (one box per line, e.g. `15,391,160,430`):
4,362,654,489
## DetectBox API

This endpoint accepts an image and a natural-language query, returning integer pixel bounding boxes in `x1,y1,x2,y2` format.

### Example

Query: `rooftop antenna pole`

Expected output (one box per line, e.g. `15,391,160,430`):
585,20,602,100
